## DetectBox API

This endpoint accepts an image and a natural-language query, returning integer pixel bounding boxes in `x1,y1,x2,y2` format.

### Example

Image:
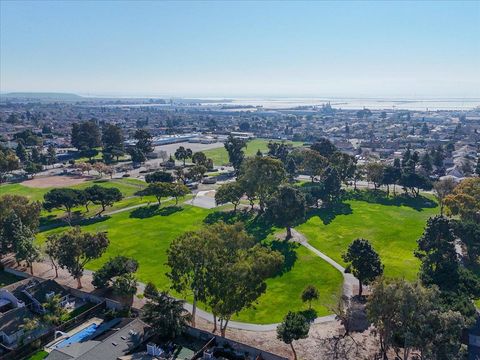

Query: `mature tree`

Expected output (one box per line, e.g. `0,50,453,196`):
13,223,40,275
13,129,42,146
277,311,311,360
208,243,283,336
0,194,41,233
185,164,207,182
92,255,139,289
238,156,286,211
44,145,57,167
133,129,153,155
475,157,480,176
85,185,123,215
138,182,172,206
382,165,401,196
319,166,342,205
71,121,102,159
420,152,433,174
331,152,356,186
342,238,383,297
192,151,212,169
266,185,306,239
170,183,190,205
111,272,138,306
30,146,42,164
415,216,480,321
433,178,457,215
43,188,86,222
143,282,159,299
127,147,147,163
300,149,328,182
267,142,290,163
168,222,283,335
444,177,480,222
365,162,385,190
167,230,210,327
224,135,246,174
48,227,109,288
311,138,337,159
15,142,28,162
285,157,297,182
174,146,193,166
142,291,191,341
0,148,20,182
145,170,173,183
301,285,319,309
24,160,43,178
400,172,432,197
45,235,61,278
101,123,125,162
1,212,40,273
215,182,244,211
367,278,469,360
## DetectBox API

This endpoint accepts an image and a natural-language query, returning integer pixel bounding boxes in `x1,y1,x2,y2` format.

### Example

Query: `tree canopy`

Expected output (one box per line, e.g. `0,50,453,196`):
342,238,383,297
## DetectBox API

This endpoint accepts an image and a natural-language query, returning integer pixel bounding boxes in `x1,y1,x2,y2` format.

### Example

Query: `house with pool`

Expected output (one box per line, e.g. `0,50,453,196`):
0,277,86,350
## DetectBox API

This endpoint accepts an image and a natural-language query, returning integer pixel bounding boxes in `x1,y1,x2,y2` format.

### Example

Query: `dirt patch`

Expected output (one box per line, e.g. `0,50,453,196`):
22,175,90,188
194,316,378,360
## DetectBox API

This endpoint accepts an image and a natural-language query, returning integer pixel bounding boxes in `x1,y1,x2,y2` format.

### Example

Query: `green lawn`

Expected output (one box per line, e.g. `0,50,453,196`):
37,202,343,324
203,138,304,166
297,193,439,280
0,178,145,202
5,176,446,323
1,179,149,227
232,243,342,323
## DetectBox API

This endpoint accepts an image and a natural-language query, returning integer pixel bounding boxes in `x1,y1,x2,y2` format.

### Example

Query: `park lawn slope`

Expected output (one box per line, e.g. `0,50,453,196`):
233,242,343,323
37,203,343,323
0,178,145,202
203,138,304,166
297,195,438,280
37,203,211,290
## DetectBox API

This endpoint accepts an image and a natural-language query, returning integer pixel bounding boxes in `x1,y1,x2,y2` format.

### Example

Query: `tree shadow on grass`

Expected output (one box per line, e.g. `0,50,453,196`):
39,214,111,232
203,210,252,225
129,205,183,219
306,202,353,225
344,189,437,211
268,240,298,276
203,210,275,241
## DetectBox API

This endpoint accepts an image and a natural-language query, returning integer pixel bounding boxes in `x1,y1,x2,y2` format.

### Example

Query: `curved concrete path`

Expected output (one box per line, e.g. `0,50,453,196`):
180,228,358,331
290,229,358,299
25,227,355,332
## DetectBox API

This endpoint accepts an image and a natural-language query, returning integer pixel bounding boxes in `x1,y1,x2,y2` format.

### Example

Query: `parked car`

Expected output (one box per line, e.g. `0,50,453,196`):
202,177,217,184
186,182,199,189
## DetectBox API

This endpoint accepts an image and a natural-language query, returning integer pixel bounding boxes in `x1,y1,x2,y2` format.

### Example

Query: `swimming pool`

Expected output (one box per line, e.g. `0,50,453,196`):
54,323,98,349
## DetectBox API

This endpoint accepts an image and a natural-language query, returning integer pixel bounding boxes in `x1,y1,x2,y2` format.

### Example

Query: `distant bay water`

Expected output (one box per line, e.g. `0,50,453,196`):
203,98,480,111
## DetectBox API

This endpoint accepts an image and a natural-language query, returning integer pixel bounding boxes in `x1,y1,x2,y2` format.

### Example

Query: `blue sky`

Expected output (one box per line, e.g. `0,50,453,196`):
1,1,479,98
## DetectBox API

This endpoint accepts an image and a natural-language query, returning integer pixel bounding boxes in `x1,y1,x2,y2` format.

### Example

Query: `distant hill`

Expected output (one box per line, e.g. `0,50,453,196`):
1,92,84,100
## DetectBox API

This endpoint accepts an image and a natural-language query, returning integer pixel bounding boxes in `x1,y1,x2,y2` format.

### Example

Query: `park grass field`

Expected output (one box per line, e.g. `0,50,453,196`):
3,176,449,323
203,138,304,166
297,193,439,280
0,178,145,202
37,202,343,324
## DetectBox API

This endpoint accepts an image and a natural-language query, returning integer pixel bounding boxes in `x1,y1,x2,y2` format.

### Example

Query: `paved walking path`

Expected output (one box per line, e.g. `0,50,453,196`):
7,226,355,332
290,229,359,298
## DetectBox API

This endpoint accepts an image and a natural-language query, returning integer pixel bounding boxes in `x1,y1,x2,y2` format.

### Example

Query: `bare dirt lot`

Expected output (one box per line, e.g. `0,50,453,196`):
21,175,90,188
195,316,378,360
